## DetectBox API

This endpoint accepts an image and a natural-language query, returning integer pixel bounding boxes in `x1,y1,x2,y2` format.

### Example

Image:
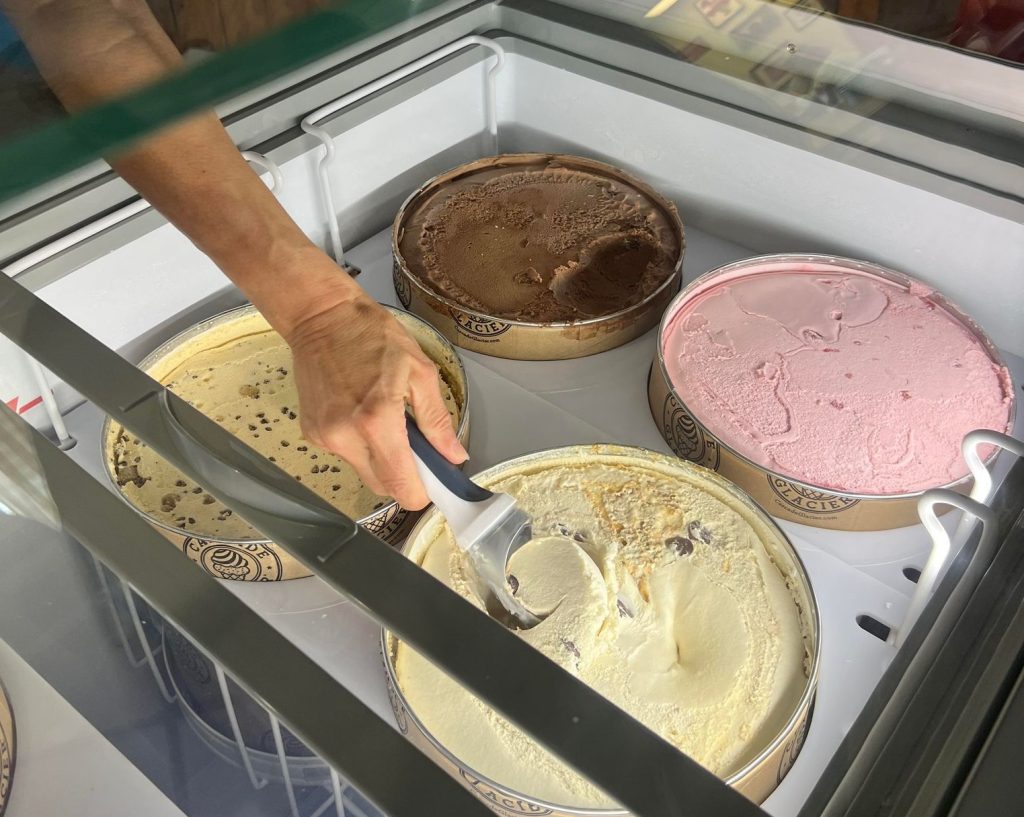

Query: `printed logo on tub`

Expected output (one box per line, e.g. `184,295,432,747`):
0,694,11,816
662,393,721,470
182,539,284,581
459,770,553,815
362,504,409,545
452,311,511,340
767,476,860,515
392,260,412,309
383,666,409,734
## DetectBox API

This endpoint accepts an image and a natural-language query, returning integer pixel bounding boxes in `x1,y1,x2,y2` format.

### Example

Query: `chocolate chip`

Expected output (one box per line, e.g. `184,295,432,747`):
332,485,341,492
175,480,187,488
666,536,693,556
187,517,196,525
617,599,633,618
248,424,257,431
161,494,179,512
310,465,320,474
281,407,289,415
319,464,330,473
297,446,308,452
256,412,265,418
288,411,297,420
572,531,589,543
202,495,216,505
280,440,290,447
508,574,520,595
561,638,581,659
330,466,341,473
687,520,713,545
268,456,276,462
555,522,571,537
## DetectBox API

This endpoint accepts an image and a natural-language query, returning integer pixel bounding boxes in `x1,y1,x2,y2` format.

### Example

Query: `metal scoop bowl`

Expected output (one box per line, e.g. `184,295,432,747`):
405,415,540,628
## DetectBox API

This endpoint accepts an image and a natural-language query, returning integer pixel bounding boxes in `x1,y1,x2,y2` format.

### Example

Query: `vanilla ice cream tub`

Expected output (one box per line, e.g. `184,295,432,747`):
392,154,685,360
102,304,469,581
383,444,819,814
649,255,1015,531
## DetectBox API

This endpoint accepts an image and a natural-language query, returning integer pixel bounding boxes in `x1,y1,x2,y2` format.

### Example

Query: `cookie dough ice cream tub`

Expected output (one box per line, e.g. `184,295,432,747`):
102,304,469,581
383,445,819,813
392,154,685,360
649,255,1015,530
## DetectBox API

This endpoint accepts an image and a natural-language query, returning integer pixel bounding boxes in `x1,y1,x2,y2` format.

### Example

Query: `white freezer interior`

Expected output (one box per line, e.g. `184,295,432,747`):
12,41,1024,816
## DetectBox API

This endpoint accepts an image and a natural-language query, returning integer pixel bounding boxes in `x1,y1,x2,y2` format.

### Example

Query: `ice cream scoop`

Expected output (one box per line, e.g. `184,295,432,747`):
405,415,540,627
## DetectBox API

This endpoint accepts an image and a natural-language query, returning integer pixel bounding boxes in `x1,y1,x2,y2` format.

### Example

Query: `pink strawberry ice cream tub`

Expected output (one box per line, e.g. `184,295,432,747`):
648,255,1015,530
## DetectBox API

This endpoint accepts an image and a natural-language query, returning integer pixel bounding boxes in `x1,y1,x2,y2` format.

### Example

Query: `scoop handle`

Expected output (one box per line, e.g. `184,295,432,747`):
405,414,491,502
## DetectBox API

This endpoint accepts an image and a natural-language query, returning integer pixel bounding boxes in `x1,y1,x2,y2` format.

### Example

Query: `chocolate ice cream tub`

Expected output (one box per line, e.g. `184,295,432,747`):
0,678,13,817
649,255,1015,531
102,304,470,582
382,444,820,814
392,154,685,360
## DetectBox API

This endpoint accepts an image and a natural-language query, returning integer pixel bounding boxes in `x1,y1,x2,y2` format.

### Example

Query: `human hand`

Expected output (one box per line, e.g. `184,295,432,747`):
281,283,467,511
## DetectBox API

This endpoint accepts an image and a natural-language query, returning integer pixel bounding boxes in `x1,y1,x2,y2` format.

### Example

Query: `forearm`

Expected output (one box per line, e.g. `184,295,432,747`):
3,0,359,336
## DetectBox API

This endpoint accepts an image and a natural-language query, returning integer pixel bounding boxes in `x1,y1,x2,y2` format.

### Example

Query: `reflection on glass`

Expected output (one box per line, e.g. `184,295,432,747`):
0,403,60,529
0,0,446,203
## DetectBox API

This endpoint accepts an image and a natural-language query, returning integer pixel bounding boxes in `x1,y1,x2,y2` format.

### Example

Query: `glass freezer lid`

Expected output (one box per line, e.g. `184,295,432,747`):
0,0,1021,212
0,2,1023,816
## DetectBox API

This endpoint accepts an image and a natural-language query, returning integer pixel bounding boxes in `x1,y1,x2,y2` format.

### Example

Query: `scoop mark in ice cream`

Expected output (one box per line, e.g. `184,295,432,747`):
398,156,681,322
663,265,1012,494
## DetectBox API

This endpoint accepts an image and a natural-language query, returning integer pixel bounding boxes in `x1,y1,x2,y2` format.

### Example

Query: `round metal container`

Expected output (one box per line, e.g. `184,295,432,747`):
162,626,330,785
382,444,820,814
102,303,470,581
649,254,1015,531
0,679,13,817
392,154,686,361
